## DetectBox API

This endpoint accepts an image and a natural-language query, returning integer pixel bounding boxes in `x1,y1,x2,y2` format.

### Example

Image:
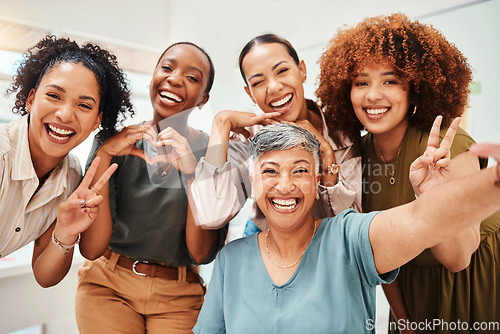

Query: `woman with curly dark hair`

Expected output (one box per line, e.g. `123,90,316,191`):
0,35,133,287
317,13,500,333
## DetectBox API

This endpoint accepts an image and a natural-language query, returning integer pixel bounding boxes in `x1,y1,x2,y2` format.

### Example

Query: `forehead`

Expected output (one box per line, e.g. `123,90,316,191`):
242,43,294,75
158,44,210,72
258,147,315,166
40,62,100,93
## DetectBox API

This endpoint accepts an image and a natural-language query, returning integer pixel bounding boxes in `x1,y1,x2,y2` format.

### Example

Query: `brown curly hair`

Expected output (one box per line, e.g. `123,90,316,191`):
6,35,134,143
316,13,473,142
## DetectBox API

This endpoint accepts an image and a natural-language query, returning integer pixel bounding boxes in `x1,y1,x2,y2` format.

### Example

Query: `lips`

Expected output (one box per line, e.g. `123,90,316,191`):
269,93,293,111
269,197,300,213
45,123,76,141
159,90,184,103
365,107,389,115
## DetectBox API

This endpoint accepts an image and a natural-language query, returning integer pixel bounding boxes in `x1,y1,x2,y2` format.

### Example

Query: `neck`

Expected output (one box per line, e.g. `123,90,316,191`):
373,119,409,161
297,102,322,132
267,214,317,258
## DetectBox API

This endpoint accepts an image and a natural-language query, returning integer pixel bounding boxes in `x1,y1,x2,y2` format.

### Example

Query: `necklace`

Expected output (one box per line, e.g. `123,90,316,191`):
376,145,402,185
265,218,319,269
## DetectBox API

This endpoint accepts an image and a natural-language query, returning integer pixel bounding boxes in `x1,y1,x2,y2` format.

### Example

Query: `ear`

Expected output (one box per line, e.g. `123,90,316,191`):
315,172,322,195
198,93,209,109
92,112,103,132
244,85,256,105
25,88,36,112
298,60,307,83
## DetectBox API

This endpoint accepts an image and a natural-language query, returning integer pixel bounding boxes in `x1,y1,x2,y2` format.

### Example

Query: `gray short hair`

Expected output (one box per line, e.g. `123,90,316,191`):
248,124,321,174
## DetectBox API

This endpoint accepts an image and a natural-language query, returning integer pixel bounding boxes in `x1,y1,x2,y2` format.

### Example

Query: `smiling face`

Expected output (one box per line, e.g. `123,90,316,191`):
350,64,411,137
25,61,101,166
241,43,308,122
149,44,210,123
251,147,321,230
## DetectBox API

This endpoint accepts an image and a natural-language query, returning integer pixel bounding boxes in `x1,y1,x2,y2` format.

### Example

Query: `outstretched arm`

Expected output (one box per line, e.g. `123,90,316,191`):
32,157,117,287
371,159,500,275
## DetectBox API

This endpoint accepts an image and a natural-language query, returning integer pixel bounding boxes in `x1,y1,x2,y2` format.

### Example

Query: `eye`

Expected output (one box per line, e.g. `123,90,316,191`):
262,168,278,175
47,92,61,100
251,80,263,88
277,68,288,75
78,103,92,110
353,82,368,87
293,167,309,175
162,65,173,72
384,80,398,85
187,75,199,83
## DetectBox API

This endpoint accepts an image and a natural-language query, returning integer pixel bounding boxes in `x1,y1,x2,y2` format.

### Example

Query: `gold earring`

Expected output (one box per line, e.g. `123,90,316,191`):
411,105,417,117
315,193,320,200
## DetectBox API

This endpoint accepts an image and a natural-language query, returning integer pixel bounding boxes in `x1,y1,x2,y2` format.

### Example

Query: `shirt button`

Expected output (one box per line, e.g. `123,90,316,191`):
15,227,21,232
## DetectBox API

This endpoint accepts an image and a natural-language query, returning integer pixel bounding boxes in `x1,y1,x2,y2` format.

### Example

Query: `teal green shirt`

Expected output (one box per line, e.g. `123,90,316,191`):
194,210,397,333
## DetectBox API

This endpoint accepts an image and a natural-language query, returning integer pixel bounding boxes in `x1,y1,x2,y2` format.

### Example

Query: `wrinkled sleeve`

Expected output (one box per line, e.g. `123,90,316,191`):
190,140,252,229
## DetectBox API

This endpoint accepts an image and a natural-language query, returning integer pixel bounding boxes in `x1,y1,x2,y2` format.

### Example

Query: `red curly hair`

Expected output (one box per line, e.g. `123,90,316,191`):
316,13,473,142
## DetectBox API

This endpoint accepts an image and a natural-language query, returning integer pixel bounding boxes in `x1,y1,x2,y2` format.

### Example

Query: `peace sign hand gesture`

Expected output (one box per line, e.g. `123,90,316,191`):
53,156,118,245
409,116,461,197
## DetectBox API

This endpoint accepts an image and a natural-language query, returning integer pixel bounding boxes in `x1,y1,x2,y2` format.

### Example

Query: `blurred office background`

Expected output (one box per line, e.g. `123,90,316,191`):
0,0,498,333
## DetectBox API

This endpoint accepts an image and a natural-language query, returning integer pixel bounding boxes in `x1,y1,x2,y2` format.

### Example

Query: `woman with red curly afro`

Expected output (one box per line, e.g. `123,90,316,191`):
317,13,500,333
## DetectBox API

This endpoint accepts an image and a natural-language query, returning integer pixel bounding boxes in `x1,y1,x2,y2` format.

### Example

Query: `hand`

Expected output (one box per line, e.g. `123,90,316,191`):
53,156,118,244
409,116,461,196
98,124,156,164
215,110,281,138
151,127,198,175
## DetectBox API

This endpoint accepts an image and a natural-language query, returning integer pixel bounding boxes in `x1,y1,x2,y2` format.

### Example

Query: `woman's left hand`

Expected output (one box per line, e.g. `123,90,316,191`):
409,116,461,196
54,157,118,244
151,127,197,175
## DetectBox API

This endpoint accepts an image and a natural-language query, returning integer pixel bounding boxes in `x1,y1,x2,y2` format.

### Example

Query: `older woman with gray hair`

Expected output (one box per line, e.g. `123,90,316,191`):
193,122,500,334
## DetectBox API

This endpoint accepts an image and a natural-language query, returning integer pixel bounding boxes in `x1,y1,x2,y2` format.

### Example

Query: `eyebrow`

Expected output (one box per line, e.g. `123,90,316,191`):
260,159,312,167
355,71,395,78
247,60,289,81
163,58,204,78
45,84,97,103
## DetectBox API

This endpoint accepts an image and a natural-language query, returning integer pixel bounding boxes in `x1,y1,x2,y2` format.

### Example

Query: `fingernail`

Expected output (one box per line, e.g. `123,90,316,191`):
77,199,85,206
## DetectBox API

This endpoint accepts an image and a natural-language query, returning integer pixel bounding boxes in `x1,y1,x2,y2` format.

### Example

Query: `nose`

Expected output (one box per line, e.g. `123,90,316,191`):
166,71,182,87
55,104,75,122
366,84,383,101
274,173,296,194
267,77,282,94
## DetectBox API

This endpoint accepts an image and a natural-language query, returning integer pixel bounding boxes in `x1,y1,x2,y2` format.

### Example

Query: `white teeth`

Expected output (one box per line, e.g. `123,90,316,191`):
48,124,74,139
366,108,389,115
270,94,292,108
160,91,183,102
271,198,298,210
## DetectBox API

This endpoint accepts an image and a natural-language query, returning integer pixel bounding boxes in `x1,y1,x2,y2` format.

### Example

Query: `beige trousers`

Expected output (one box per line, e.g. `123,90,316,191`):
75,252,205,334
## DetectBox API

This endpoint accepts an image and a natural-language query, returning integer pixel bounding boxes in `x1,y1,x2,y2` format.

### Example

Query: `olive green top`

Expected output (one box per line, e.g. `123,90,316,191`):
362,125,500,333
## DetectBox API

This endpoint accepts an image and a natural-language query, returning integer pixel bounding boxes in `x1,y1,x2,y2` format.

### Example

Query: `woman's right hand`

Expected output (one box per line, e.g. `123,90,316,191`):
98,124,155,163
214,110,281,138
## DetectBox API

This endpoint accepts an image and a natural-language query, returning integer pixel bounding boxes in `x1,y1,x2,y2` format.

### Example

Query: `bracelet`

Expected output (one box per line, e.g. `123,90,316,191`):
324,162,340,175
51,230,80,253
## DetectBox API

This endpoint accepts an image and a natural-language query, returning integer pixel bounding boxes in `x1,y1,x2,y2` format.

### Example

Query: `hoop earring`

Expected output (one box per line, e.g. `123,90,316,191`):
411,105,417,117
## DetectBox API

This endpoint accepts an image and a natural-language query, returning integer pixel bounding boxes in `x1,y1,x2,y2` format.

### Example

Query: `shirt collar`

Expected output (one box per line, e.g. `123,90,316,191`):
9,115,37,181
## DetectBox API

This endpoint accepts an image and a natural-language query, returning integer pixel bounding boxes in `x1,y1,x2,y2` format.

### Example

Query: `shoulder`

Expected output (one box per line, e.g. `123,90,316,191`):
323,209,378,235
218,234,257,261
